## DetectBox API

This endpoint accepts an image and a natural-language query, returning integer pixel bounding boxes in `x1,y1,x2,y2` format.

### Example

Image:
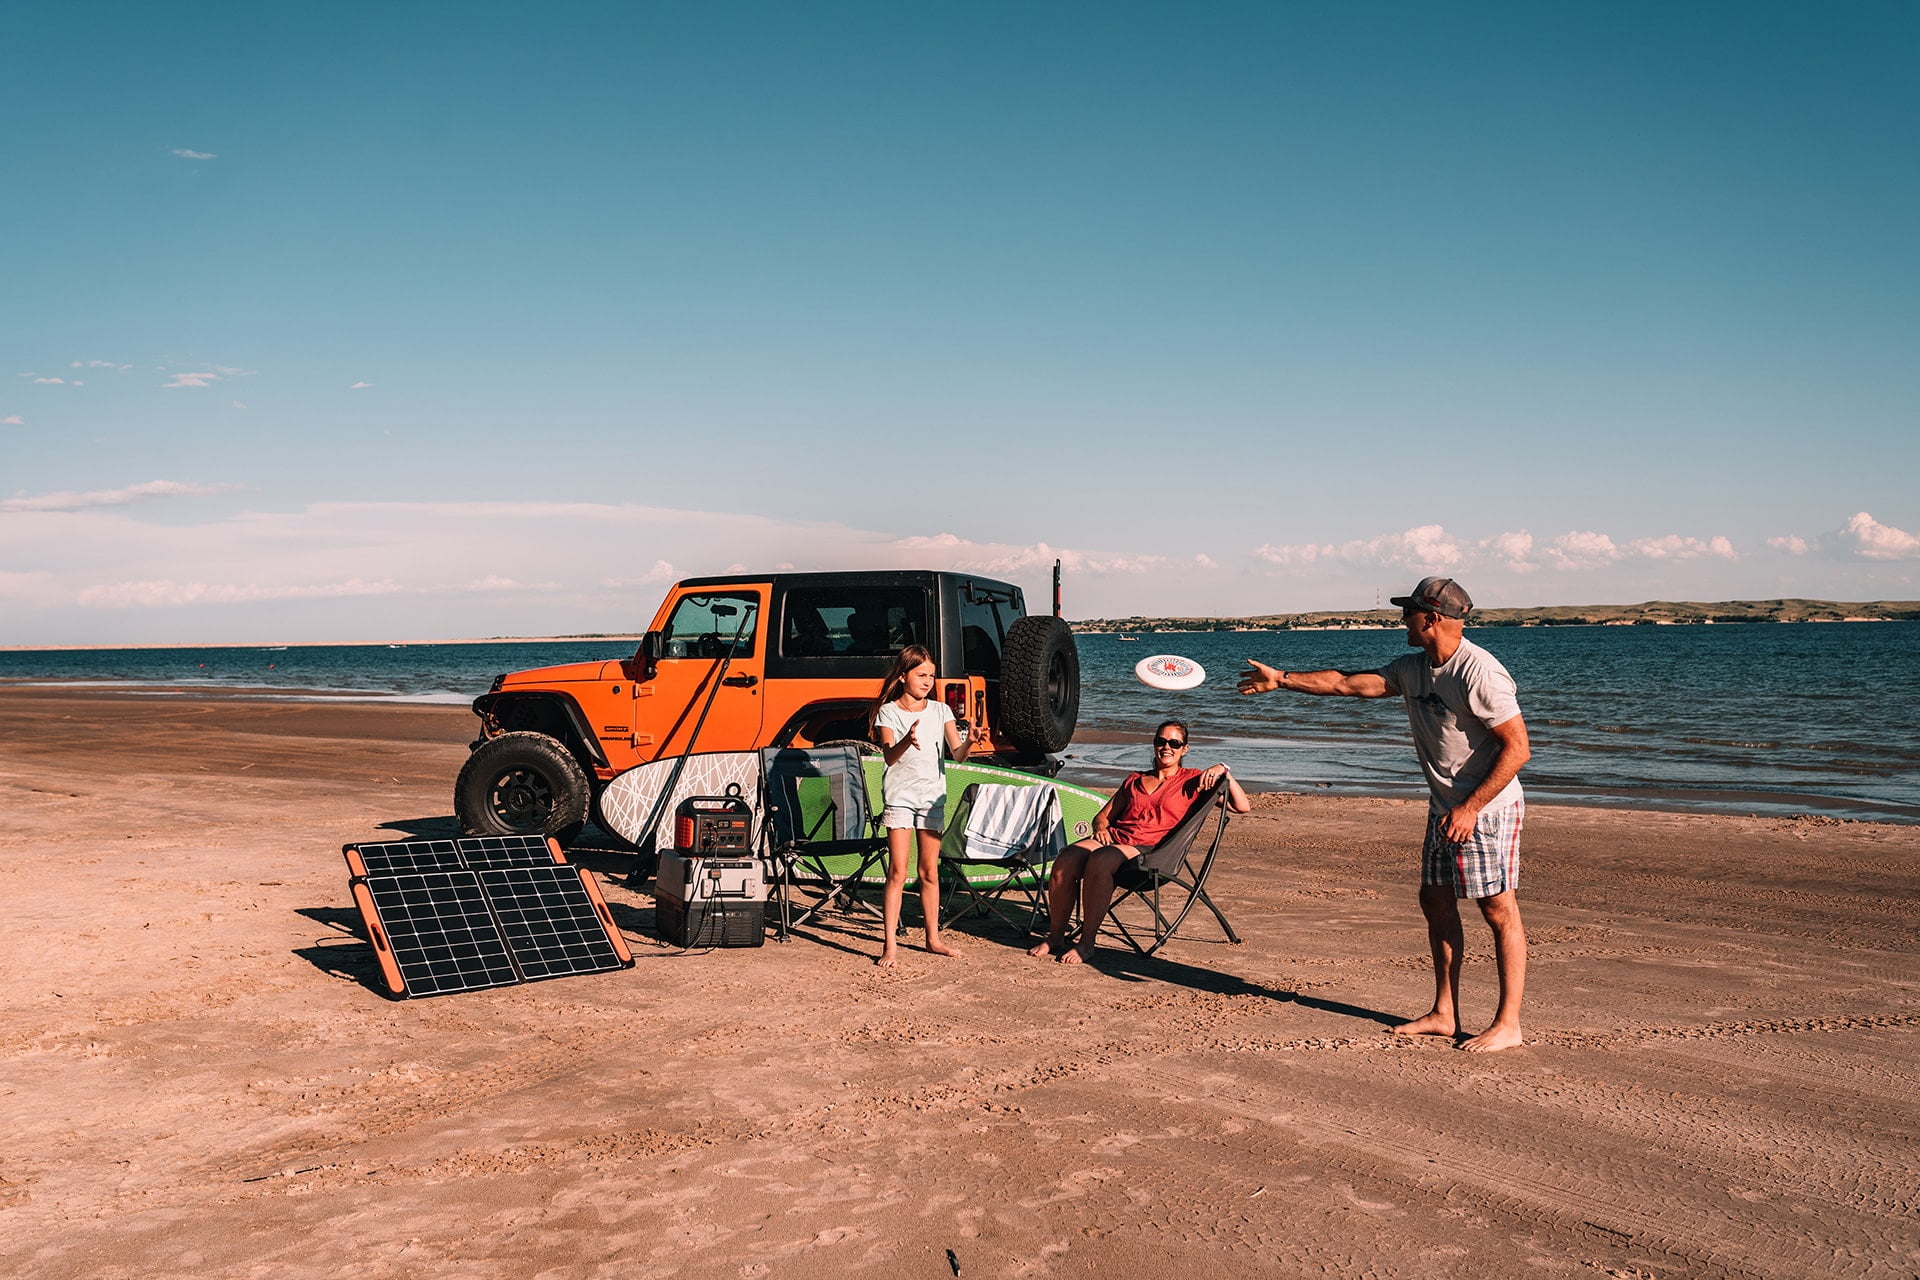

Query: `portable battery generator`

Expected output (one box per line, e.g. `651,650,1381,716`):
654,789,766,947
673,793,753,856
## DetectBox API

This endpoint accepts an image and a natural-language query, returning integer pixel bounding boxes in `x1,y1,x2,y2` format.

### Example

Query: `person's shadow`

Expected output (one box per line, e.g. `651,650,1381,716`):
1066,948,1403,1029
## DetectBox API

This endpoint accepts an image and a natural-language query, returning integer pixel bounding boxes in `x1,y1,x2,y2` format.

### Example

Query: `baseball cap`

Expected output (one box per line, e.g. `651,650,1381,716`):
1390,576,1473,619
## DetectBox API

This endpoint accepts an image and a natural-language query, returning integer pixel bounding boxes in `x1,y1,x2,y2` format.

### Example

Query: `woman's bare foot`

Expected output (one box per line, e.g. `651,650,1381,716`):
1058,943,1095,965
1027,936,1064,958
1391,1010,1458,1037
1461,1022,1523,1052
925,937,961,958
875,949,898,968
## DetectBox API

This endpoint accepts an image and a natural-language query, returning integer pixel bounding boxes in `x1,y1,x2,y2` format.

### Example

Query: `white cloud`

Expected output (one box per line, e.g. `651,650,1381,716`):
2,415,21,426
1832,511,1920,561
170,148,216,160
78,578,401,608
893,534,1168,578
1255,524,1739,575
1766,535,1809,555
32,377,66,385
0,480,242,513
72,360,131,371
1193,553,1218,569
1621,534,1737,561
349,381,373,390
161,364,248,390
601,561,678,589
231,400,247,410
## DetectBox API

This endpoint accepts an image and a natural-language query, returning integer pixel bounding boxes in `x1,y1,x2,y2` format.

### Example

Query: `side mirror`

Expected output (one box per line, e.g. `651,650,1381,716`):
636,631,661,681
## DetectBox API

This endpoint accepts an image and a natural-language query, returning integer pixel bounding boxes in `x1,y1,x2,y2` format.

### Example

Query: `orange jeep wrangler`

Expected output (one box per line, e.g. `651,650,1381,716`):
454,570,1080,843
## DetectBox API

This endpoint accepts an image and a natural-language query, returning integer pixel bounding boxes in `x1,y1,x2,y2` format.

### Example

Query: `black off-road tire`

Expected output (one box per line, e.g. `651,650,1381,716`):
455,731,589,846
998,615,1080,755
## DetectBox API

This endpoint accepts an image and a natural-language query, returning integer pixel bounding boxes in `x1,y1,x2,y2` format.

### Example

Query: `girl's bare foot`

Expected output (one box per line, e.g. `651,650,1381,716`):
1058,944,1094,965
1391,1010,1457,1037
875,949,898,968
1461,1022,1523,1052
925,937,961,958
1026,937,1064,958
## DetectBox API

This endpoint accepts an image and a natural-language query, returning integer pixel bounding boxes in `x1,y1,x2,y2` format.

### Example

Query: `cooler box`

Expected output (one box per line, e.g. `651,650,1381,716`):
654,850,768,948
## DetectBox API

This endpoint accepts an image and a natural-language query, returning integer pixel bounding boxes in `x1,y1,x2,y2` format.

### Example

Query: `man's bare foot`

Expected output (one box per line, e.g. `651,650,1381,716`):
1460,1023,1523,1052
875,949,898,968
1058,943,1095,965
1391,1010,1458,1037
1027,937,1064,958
925,938,961,958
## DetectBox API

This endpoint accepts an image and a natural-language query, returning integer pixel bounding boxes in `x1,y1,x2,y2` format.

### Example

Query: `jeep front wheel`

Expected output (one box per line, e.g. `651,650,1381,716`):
455,731,589,845
999,615,1080,755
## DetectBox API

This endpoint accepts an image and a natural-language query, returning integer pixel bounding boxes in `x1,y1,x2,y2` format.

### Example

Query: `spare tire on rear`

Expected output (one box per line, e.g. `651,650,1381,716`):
998,615,1080,755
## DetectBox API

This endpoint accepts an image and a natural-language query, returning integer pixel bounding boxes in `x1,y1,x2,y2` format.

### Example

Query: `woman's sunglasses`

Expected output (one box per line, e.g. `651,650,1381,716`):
1153,737,1187,750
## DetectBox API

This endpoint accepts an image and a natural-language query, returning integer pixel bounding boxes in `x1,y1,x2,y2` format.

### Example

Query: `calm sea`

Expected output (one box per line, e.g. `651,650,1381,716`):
5,623,1918,823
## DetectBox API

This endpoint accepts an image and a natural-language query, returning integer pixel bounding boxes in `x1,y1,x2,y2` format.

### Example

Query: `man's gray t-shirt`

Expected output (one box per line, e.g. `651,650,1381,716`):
1376,637,1524,815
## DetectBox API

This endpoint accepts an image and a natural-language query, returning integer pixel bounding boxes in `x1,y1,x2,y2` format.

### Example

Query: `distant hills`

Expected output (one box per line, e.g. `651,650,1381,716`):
1072,599,1920,632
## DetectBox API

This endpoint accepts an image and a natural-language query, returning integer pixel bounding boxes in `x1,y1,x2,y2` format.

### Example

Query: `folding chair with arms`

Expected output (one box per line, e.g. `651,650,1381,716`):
937,781,1066,936
1096,779,1242,957
761,744,888,940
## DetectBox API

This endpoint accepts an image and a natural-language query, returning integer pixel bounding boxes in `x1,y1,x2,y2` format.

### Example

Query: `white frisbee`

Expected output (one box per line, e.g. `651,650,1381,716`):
1135,654,1206,691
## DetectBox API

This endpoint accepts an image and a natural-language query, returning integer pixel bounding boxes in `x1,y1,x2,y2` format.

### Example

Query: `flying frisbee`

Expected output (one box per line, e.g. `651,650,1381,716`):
1135,654,1206,691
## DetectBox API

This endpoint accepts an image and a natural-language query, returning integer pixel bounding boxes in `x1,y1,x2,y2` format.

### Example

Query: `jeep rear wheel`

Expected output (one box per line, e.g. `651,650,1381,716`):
455,731,589,845
999,615,1080,755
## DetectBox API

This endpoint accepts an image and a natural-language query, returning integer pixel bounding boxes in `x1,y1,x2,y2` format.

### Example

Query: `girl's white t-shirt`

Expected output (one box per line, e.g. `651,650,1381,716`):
874,699,954,809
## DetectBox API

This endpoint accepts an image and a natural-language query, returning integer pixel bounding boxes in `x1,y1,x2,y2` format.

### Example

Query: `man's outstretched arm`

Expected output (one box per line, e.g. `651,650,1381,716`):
1238,658,1391,699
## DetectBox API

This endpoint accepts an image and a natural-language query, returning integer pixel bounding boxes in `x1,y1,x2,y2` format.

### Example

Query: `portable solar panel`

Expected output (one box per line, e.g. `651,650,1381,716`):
344,835,633,998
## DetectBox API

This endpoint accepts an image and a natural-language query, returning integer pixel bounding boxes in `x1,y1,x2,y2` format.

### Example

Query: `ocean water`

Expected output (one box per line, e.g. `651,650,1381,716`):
5,622,1918,823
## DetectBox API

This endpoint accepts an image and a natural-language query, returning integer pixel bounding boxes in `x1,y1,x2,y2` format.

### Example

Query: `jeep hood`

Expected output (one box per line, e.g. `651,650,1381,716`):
493,659,626,688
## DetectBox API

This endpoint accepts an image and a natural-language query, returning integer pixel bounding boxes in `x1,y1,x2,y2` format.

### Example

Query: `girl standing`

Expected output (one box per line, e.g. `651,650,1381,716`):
870,644,973,966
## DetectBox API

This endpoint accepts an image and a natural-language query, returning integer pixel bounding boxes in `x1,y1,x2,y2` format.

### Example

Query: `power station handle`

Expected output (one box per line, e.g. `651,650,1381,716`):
721,674,758,688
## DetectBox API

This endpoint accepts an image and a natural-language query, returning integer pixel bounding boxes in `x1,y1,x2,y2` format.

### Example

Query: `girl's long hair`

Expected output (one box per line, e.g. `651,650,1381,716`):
870,644,937,736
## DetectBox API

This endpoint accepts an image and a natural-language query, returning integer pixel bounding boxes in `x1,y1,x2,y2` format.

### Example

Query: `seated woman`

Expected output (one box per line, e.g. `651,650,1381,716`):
1028,719,1251,964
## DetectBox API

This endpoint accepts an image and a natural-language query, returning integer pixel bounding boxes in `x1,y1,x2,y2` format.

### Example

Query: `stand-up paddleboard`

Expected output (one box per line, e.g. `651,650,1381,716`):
597,750,764,847
1136,654,1206,691
827,757,1108,887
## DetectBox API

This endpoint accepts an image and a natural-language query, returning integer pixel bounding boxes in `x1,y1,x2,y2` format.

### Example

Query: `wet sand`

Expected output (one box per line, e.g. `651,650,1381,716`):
1,687,1916,1278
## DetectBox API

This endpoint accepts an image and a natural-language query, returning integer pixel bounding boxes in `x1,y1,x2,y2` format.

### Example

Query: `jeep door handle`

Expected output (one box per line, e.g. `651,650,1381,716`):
721,674,758,688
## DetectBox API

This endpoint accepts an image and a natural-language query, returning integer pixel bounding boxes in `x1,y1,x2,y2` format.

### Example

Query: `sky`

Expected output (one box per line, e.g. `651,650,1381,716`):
4,2,1917,645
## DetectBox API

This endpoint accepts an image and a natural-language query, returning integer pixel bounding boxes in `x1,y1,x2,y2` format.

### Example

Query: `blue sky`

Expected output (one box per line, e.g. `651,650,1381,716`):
5,3,1917,644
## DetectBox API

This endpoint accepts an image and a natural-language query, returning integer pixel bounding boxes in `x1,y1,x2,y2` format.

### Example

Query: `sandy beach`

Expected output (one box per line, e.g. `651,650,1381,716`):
1,686,1916,1279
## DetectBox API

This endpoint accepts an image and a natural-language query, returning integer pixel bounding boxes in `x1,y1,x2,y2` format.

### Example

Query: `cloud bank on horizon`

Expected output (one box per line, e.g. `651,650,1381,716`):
2,486,1914,644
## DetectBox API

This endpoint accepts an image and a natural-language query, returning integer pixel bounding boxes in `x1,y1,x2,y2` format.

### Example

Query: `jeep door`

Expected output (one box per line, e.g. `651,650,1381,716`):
635,586,767,761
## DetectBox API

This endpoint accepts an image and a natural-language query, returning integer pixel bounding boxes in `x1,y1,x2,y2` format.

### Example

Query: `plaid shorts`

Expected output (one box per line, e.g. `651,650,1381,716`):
1422,799,1524,899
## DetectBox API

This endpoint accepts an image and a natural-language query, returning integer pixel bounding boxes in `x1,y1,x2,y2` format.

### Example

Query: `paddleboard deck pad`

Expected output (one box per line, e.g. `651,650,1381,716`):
597,750,765,847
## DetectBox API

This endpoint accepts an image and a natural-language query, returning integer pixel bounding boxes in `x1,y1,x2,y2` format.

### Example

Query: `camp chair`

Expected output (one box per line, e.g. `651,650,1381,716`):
760,744,888,940
1094,779,1242,957
937,782,1067,935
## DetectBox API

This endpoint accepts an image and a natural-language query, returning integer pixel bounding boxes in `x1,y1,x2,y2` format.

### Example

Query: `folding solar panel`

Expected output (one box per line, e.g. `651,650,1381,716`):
478,865,631,980
344,835,633,999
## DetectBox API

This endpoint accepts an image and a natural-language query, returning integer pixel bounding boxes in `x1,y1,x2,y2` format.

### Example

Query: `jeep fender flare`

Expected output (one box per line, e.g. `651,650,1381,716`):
471,691,609,770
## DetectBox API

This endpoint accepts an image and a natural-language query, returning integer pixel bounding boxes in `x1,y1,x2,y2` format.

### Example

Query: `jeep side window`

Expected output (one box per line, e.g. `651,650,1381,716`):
781,586,928,658
662,593,758,659
959,590,1007,678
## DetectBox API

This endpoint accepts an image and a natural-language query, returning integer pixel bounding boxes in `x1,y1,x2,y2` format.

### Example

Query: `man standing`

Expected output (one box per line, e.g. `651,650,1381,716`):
1237,577,1531,1052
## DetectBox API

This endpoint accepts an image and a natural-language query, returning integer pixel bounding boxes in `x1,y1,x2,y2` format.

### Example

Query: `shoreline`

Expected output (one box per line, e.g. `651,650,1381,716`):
4,682,1911,826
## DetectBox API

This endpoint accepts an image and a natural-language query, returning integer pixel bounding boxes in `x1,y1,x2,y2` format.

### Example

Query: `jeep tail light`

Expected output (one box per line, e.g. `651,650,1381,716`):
943,683,967,722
